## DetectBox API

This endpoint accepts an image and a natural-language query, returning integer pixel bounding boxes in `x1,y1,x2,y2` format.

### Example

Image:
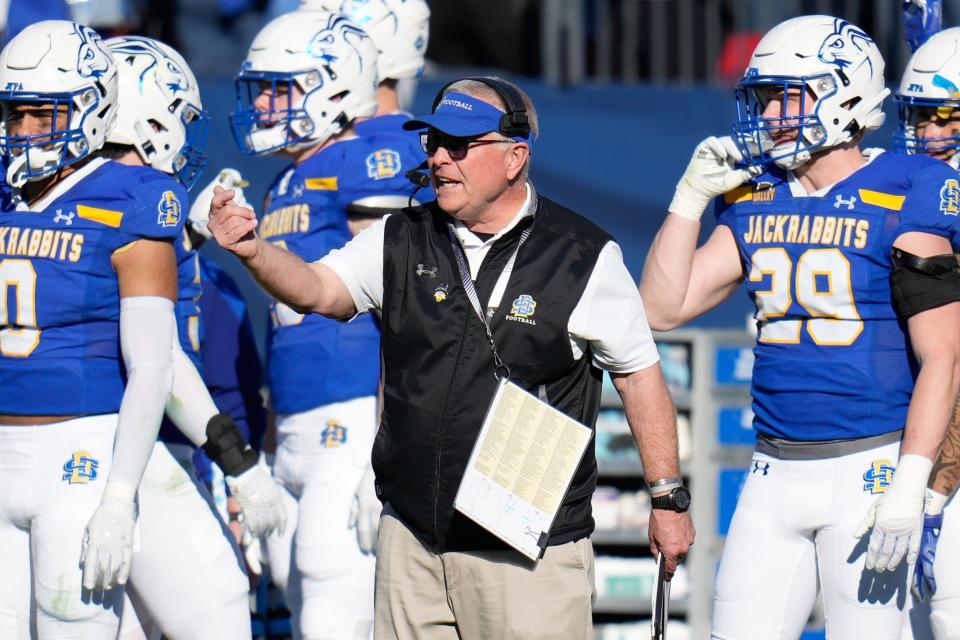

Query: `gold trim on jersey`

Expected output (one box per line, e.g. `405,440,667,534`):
77,205,124,228
857,189,905,211
112,240,140,256
304,177,338,191
724,185,753,204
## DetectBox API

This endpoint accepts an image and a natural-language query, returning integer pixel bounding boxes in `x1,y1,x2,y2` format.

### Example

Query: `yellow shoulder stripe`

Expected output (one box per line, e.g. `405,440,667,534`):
77,204,123,228
305,177,338,191
723,185,753,204
858,189,905,211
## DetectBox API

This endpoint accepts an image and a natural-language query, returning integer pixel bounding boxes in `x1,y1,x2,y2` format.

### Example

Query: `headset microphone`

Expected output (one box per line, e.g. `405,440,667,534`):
405,160,430,189
406,160,430,207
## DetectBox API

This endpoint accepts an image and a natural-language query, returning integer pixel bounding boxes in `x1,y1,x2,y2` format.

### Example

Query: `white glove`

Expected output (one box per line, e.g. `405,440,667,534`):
80,481,137,591
188,168,249,240
669,136,760,221
241,524,266,577
855,454,933,571
349,465,381,554
226,462,287,539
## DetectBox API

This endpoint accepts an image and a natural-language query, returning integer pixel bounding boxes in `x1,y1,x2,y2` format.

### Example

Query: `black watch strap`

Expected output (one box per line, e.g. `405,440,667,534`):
650,486,691,513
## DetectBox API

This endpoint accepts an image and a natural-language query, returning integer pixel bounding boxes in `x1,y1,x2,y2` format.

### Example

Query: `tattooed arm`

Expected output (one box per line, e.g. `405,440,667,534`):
930,393,960,497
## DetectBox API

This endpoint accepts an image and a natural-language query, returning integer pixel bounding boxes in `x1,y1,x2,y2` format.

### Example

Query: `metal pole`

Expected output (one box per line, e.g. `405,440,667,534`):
622,0,640,83
596,0,612,82
540,0,562,85
650,0,668,83
677,0,694,84
564,0,585,85
704,0,720,84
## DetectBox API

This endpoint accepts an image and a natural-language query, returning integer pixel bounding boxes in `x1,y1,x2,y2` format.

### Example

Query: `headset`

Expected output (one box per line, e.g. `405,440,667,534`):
432,76,532,139
405,77,532,201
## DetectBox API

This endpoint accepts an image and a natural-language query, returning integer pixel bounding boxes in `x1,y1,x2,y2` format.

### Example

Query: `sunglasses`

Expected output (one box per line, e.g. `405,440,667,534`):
419,130,512,160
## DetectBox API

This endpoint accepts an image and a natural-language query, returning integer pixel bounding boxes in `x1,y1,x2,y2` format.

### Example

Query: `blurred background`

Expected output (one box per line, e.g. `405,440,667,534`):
1,2,941,639
5,0,950,351
0,0,948,344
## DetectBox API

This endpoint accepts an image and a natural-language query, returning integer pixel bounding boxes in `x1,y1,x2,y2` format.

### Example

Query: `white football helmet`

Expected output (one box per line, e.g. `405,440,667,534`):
231,10,380,156
895,27,960,168
303,0,429,82
106,36,210,190
0,20,118,188
732,15,889,170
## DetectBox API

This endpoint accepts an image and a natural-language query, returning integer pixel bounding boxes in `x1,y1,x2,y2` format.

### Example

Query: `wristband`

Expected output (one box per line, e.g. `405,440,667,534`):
201,413,257,478
925,488,949,516
648,477,683,489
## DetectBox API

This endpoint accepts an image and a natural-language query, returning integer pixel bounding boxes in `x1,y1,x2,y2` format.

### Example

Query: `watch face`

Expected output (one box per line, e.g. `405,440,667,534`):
674,487,691,511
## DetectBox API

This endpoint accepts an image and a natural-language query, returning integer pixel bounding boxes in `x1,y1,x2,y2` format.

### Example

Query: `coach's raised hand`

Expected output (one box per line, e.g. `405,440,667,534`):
208,185,260,259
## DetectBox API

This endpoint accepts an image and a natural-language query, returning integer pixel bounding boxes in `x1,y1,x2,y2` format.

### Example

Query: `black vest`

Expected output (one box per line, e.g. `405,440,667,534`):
375,195,613,552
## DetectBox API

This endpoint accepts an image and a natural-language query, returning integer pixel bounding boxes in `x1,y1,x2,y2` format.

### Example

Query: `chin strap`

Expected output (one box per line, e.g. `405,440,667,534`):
5,145,68,189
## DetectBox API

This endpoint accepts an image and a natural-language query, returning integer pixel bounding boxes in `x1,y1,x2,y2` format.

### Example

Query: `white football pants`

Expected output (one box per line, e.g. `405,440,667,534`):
265,396,377,640
712,440,913,640
901,493,960,640
0,415,123,639
117,442,250,640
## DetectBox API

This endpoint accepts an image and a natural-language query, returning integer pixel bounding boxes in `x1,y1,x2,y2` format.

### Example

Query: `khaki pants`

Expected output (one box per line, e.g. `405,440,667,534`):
374,509,596,640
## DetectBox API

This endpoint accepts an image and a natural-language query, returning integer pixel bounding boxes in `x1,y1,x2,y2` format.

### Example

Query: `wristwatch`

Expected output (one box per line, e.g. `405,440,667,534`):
650,486,691,513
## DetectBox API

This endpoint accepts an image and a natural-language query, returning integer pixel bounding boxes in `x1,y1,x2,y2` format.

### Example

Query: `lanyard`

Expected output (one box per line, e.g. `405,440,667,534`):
446,222,532,381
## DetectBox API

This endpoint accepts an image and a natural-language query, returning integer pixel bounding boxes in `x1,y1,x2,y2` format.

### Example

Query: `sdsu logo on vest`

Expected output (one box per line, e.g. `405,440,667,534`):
505,294,537,326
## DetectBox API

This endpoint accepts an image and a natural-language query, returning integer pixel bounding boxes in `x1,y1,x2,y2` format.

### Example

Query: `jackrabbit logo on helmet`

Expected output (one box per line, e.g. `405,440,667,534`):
306,16,371,72
75,24,111,79
110,39,191,99
817,19,875,77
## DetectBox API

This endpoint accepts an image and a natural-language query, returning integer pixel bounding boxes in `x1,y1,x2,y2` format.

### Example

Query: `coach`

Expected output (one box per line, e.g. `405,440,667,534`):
208,76,693,639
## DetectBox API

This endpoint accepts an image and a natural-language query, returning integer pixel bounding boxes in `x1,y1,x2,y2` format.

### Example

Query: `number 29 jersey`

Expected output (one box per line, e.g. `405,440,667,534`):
0,158,185,415
714,152,959,442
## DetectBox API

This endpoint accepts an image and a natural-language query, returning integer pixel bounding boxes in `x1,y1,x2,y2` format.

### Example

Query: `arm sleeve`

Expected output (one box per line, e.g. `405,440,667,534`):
106,296,176,489
567,241,661,373
319,215,387,313
165,338,220,447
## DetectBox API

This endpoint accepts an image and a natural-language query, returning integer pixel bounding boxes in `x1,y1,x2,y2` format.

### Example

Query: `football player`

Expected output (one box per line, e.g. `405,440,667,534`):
228,10,420,638
892,26,960,640
253,1,429,602
304,0,431,233
0,20,176,638
639,15,960,640
99,35,285,640
305,0,430,113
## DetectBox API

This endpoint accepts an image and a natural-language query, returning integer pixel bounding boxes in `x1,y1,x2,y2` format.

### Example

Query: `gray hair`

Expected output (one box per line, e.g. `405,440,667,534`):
442,77,537,180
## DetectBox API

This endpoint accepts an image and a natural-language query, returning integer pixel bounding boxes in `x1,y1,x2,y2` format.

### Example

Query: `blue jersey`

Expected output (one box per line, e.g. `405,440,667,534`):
262,129,423,414
199,255,265,450
715,152,958,441
0,159,185,415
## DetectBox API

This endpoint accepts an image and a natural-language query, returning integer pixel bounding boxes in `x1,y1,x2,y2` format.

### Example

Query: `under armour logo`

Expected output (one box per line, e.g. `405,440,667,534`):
292,184,304,199
752,460,770,476
416,263,437,278
53,209,74,225
834,195,857,210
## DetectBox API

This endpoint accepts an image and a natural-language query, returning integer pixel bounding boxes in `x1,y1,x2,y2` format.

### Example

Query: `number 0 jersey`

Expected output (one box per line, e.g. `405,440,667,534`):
715,152,958,441
263,126,424,415
0,158,185,415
